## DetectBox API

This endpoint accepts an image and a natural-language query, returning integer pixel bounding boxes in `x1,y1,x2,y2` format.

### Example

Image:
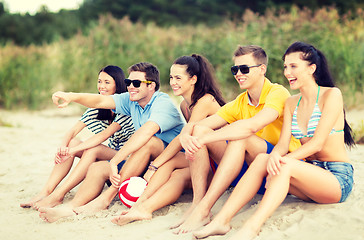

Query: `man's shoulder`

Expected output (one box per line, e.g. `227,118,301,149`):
152,91,175,105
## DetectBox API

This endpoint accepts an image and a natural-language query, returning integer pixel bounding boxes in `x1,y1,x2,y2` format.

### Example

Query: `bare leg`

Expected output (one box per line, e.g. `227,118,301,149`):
75,136,165,214
136,152,188,205
34,145,118,209
176,135,267,234
20,139,82,208
193,154,269,239
37,160,113,223
171,125,227,231
112,168,191,226
229,158,342,240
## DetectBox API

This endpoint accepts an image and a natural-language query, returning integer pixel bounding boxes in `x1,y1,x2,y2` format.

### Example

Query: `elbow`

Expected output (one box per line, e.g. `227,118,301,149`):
315,143,324,153
310,138,325,153
250,125,260,134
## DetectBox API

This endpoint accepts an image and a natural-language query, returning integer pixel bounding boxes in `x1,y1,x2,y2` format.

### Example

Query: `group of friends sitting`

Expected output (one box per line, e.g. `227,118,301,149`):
20,42,355,240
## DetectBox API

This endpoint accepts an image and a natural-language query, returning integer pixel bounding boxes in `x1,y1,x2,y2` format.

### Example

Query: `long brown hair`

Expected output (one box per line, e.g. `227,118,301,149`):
173,54,226,109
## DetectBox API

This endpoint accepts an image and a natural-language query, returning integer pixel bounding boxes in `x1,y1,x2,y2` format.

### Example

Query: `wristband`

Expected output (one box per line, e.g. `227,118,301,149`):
148,163,158,171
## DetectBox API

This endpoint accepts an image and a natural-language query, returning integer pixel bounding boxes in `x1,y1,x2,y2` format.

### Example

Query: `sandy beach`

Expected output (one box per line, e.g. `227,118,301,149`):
0,107,363,240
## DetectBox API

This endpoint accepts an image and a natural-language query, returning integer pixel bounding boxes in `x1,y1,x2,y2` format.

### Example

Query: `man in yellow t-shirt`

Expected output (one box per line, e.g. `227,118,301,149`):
174,45,300,234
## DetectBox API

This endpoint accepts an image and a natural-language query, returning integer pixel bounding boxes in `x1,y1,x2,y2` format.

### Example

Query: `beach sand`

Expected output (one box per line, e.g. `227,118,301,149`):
0,107,363,240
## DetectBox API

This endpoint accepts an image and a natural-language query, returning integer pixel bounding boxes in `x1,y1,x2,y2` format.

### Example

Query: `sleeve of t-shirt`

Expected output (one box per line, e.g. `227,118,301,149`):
111,93,131,116
148,93,183,133
216,97,240,124
113,113,135,140
263,85,291,117
80,108,97,124
79,108,104,134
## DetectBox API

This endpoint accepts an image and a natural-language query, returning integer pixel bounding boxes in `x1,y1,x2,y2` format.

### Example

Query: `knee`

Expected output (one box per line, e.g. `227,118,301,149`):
170,168,190,181
192,124,212,137
141,137,160,153
87,162,107,177
279,160,294,176
250,153,269,171
68,138,82,148
82,146,99,157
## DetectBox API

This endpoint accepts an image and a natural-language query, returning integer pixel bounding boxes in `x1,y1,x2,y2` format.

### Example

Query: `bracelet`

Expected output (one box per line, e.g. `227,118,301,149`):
148,163,158,171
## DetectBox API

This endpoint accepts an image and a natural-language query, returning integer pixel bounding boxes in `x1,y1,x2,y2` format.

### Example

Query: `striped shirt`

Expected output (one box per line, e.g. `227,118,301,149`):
80,108,134,150
291,86,343,139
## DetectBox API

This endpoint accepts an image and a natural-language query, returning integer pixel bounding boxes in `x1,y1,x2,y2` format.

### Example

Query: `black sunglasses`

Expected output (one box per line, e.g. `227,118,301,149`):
124,79,153,88
231,64,262,75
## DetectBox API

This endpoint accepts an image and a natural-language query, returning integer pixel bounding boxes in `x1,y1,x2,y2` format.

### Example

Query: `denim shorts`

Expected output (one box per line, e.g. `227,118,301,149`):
306,160,354,202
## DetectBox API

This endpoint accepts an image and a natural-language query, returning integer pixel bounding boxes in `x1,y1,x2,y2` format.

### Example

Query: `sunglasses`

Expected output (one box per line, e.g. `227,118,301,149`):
231,64,262,75
125,79,153,88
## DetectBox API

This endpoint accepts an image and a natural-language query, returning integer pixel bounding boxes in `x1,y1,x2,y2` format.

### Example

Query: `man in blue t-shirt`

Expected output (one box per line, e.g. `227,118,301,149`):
39,62,184,222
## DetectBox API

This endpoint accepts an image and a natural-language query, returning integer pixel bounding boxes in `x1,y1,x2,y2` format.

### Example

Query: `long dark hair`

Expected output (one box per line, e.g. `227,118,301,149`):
283,42,355,147
173,54,226,109
97,65,126,121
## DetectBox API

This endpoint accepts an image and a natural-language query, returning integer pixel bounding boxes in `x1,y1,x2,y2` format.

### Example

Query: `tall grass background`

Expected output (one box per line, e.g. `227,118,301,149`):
0,6,363,110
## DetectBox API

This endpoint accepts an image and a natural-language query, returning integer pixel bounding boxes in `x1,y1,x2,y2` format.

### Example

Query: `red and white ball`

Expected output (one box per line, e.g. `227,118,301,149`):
118,177,148,208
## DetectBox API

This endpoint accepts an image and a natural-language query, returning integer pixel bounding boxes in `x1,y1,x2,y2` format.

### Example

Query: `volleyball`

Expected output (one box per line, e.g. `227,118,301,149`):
118,177,148,208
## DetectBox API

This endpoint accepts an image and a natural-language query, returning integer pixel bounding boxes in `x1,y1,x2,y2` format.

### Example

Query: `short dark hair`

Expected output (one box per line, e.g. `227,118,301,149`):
128,62,160,91
233,45,268,66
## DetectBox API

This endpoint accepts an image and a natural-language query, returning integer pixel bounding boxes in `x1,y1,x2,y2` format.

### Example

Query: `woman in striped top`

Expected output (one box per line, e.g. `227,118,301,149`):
193,42,356,240
20,65,134,209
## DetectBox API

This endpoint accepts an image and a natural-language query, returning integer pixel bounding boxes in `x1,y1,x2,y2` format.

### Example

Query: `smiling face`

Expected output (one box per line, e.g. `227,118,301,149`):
284,52,316,90
98,71,116,95
127,71,155,107
233,53,265,90
169,64,196,97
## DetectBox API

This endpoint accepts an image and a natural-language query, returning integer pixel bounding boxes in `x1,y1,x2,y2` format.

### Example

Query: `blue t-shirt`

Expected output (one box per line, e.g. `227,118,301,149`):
112,91,185,145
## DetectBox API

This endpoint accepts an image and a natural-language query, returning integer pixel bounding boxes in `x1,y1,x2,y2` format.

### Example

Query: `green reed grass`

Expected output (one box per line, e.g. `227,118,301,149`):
0,6,363,109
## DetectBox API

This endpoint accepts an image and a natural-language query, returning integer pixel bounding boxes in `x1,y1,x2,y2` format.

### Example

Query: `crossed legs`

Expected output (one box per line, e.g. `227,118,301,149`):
20,139,83,208
174,133,269,234
194,154,342,239
39,136,165,223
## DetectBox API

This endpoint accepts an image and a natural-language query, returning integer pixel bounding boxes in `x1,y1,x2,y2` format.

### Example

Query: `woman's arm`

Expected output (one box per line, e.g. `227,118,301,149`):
59,120,86,147
55,120,86,163
68,122,121,155
145,95,222,180
267,98,296,175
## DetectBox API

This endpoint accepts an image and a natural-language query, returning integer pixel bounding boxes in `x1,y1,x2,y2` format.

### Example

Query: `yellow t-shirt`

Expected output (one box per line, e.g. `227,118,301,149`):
217,78,300,152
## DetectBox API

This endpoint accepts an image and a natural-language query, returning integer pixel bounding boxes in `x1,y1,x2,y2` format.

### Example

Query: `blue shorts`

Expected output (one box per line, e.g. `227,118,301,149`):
306,160,354,202
210,140,274,194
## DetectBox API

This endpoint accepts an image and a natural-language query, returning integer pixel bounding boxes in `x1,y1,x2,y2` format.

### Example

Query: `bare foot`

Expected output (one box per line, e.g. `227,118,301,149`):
193,219,231,239
75,197,109,215
111,208,152,226
169,203,196,230
20,194,47,208
228,223,259,240
38,206,76,223
33,193,63,210
173,206,211,234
